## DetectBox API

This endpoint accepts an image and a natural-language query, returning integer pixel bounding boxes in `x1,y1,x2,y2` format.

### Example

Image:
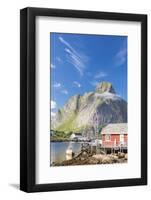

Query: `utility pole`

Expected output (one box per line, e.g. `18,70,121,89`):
93,111,99,154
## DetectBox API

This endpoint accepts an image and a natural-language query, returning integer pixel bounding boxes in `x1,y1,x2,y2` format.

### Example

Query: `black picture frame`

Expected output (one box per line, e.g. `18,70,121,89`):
20,7,147,192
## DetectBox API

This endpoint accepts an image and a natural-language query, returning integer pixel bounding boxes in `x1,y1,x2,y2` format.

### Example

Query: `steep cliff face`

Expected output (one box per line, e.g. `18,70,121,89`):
51,81,127,134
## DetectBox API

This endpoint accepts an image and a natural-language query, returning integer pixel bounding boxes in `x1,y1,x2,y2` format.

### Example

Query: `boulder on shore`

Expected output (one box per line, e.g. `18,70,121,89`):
118,152,125,159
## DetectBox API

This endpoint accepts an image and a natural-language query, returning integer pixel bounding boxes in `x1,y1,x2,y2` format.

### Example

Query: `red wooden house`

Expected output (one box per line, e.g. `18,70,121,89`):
101,123,127,148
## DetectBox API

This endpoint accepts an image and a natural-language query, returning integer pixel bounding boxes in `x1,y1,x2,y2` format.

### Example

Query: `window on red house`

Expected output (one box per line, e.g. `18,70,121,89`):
105,134,111,141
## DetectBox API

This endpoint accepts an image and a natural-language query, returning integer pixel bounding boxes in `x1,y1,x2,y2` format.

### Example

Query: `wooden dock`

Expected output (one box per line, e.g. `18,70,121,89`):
80,142,127,155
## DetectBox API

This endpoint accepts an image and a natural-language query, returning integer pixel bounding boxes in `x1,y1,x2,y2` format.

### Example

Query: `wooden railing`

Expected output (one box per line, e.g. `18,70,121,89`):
101,141,127,148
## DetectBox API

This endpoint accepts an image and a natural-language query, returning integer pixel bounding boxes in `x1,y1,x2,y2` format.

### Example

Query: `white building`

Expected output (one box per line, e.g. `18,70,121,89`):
70,132,83,140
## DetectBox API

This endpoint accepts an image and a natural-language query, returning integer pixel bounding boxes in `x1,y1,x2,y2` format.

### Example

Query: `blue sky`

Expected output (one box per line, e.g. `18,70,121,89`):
50,33,127,116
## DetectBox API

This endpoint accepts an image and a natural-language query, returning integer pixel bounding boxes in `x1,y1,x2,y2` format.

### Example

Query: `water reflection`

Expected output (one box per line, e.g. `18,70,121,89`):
50,142,82,164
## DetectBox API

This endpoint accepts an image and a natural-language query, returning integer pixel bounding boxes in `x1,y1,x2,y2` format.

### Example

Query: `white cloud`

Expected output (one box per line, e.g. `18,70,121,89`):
51,100,57,109
73,81,81,88
51,111,56,117
94,71,107,79
51,63,56,69
51,101,57,118
58,36,89,76
61,89,68,95
115,42,127,66
90,81,99,86
53,82,61,88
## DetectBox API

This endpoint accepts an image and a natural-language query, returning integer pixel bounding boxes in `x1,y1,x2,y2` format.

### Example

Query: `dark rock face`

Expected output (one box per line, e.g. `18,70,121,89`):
96,98,127,125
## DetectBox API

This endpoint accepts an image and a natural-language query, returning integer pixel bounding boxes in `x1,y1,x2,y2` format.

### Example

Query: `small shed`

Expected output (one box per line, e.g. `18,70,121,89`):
70,132,83,140
101,123,127,148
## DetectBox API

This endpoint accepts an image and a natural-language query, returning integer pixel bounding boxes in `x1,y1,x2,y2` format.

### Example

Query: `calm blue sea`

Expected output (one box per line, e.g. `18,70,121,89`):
50,142,82,164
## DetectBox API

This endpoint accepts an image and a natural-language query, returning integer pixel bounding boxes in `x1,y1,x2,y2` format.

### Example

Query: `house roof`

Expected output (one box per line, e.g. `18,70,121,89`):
101,123,127,135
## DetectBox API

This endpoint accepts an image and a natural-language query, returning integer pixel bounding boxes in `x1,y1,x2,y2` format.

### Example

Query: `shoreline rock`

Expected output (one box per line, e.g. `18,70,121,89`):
52,153,127,166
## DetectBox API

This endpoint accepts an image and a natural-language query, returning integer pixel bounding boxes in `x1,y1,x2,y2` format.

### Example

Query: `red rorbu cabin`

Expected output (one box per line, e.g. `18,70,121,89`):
101,123,127,148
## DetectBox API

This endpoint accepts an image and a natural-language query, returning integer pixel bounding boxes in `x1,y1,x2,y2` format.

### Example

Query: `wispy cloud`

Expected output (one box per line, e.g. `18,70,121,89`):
58,36,89,76
115,42,127,66
90,81,99,87
73,81,81,88
61,89,68,95
52,81,69,95
51,63,56,69
56,57,62,63
94,71,107,79
53,82,61,88
59,36,73,50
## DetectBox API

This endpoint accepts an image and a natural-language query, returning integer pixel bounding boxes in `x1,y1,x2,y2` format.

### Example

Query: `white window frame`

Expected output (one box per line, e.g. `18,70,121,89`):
120,134,124,145
105,134,111,141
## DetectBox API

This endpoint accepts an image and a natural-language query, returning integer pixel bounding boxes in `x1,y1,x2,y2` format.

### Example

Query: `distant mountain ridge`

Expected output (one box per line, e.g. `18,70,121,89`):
51,81,127,135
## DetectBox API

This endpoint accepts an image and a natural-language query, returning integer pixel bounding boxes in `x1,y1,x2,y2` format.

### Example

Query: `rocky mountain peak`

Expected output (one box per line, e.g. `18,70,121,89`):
52,81,127,134
96,81,116,94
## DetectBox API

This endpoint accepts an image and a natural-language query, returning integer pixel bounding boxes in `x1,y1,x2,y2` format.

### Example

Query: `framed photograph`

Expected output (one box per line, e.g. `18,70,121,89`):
20,7,147,192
